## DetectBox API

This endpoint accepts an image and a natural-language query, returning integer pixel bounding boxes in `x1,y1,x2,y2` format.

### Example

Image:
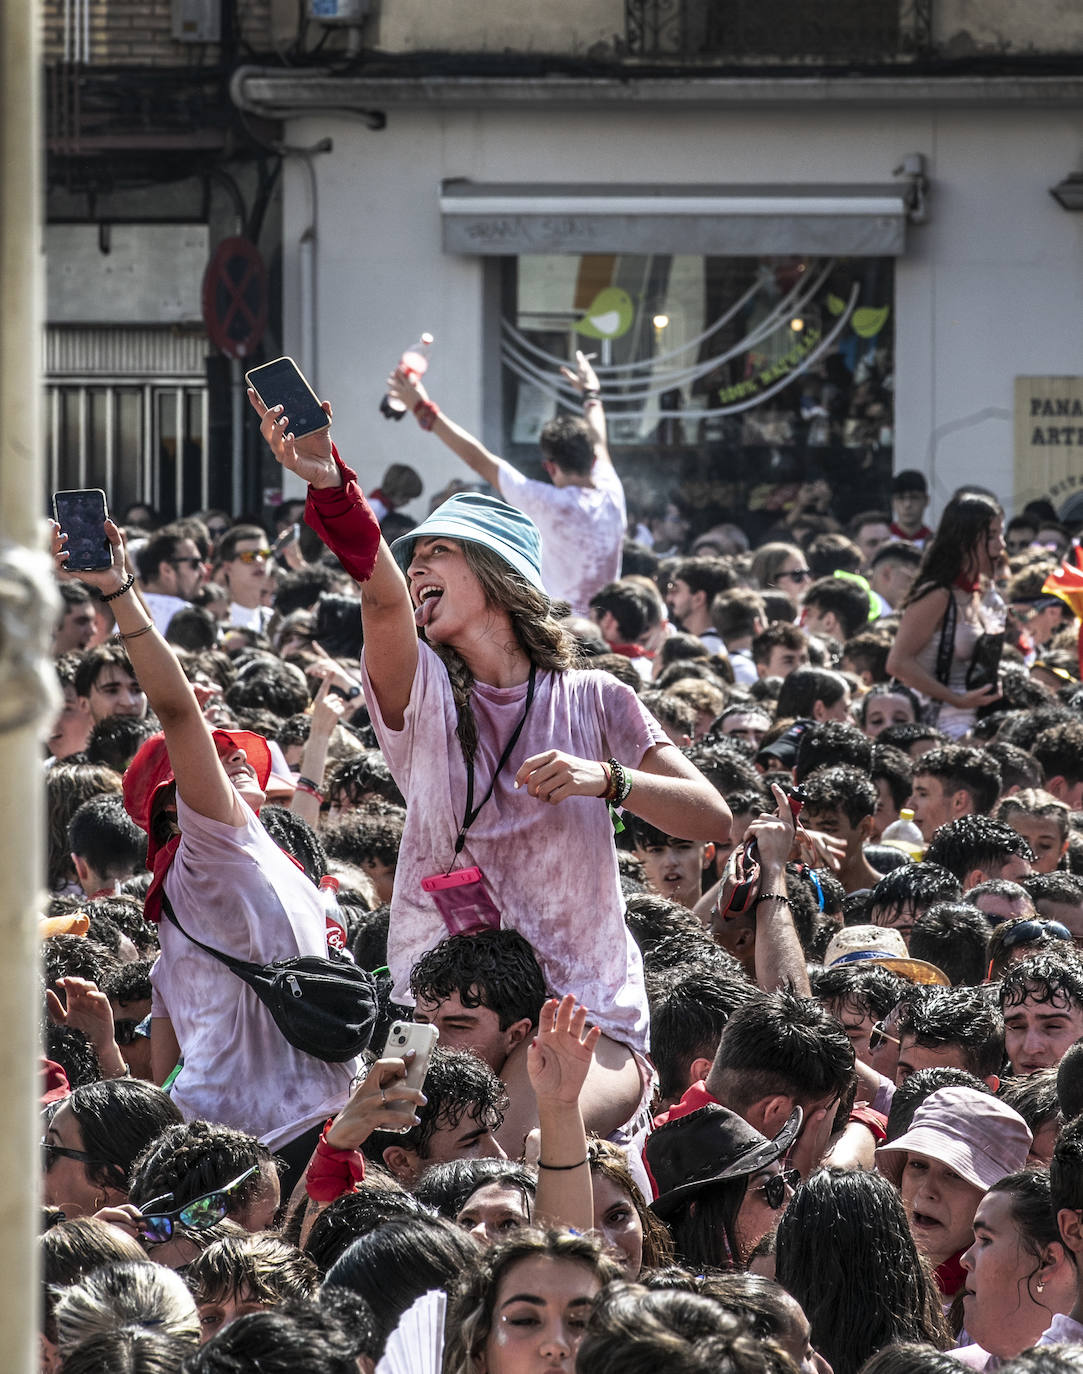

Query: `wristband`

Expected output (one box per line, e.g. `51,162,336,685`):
100,573,135,602
754,893,791,911
537,1158,588,1171
606,758,633,807
414,398,440,432
116,623,154,641
305,1119,366,1202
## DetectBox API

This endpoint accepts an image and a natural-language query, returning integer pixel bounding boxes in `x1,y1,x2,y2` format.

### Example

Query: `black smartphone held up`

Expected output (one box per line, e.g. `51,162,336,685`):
244,356,329,439
52,489,111,571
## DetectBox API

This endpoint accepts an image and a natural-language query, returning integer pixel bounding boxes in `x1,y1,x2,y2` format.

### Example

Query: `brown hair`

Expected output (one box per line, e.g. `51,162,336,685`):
444,1228,622,1374
588,1138,674,1271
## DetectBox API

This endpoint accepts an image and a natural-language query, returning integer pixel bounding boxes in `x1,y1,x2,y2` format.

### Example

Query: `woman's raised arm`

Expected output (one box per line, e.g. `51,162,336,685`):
51,519,243,826
248,390,418,729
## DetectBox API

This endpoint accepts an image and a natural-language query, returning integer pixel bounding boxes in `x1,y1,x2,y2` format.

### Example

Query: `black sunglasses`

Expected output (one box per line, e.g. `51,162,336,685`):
139,1165,259,1246
170,557,204,570
868,1022,902,1053
755,1168,800,1210
777,569,812,583
41,1140,110,1173
113,1018,139,1046
1001,919,1073,951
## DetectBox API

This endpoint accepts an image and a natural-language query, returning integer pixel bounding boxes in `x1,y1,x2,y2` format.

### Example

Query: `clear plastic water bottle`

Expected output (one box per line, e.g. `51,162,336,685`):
319,874,348,953
881,809,925,861
379,333,434,420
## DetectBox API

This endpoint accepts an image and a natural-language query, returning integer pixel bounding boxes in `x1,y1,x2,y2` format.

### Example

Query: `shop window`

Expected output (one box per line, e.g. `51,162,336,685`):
500,253,894,543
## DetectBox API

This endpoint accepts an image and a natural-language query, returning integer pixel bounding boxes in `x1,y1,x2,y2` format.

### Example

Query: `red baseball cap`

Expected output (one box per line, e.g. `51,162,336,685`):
123,728,273,838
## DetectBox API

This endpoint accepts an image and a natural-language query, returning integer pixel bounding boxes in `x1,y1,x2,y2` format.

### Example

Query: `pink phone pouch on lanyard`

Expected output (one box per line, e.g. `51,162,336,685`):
423,665,537,938
421,867,502,936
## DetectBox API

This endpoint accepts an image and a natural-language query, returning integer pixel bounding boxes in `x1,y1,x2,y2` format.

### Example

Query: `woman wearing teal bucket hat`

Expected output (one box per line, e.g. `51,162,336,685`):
250,388,731,1148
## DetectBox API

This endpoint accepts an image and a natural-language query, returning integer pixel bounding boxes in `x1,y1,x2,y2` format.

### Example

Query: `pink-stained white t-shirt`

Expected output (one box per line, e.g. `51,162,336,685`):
361,642,668,1054
151,795,357,1149
1039,1313,1083,1347
496,460,626,615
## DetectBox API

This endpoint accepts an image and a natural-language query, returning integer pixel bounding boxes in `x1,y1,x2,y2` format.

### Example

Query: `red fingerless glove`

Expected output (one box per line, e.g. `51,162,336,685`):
304,444,381,584
305,1118,366,1203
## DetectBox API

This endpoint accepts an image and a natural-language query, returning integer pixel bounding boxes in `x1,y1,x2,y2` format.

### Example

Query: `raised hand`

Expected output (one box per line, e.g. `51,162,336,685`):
324,1053,427,1150
304,672,349,749
743,782,799,869
559,349,600,396
52,517,127,596
47,977,127,1078
386,365,428,415
247,389,340,490
527,995,601,1108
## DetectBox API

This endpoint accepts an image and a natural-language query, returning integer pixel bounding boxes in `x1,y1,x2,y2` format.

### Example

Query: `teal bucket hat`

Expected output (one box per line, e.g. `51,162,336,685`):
390,492,545,593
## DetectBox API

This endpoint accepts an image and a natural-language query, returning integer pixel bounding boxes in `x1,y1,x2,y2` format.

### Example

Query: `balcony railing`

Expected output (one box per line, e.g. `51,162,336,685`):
626,0,933,63
46,65,232,157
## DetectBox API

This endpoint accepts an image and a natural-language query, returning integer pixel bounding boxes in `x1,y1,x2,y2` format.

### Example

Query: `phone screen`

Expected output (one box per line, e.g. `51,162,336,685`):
245,357,328,438
53,489,111,571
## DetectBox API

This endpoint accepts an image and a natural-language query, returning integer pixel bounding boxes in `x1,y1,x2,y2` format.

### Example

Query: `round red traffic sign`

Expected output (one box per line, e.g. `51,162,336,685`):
202,236,268,359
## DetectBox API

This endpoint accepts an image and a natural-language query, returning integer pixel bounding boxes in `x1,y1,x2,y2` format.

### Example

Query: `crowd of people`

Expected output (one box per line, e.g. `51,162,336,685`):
36,347,1083,1373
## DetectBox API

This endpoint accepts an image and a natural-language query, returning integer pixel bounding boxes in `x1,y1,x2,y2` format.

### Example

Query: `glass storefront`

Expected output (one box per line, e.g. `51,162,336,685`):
500,253,894,544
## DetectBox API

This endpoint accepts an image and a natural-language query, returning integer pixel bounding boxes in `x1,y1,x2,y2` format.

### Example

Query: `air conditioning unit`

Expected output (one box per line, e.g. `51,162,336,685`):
307,0,369,23
172,0,221,42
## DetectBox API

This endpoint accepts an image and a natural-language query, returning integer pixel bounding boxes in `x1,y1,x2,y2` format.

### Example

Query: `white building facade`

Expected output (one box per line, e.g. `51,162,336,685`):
235,67,1083,528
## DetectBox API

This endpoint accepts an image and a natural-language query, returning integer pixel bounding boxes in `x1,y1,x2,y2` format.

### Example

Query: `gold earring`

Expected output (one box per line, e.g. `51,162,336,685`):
92,1192,105,1213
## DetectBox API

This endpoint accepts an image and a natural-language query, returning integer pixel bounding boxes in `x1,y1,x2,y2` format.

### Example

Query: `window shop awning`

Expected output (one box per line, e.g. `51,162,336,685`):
439,180,915,256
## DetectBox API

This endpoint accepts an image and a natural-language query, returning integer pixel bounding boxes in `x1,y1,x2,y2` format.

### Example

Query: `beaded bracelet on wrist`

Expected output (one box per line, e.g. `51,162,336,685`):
100,573,135,602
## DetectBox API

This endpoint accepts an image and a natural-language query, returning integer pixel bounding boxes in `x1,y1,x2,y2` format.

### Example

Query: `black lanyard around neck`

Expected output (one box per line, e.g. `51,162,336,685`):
454,664,537,857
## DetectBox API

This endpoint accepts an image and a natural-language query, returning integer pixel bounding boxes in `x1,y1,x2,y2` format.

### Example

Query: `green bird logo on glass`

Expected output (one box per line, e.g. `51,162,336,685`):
577,288,635,341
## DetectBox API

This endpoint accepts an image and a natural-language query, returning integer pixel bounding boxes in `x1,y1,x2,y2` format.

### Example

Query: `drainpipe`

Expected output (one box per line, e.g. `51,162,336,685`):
0,0,58,1368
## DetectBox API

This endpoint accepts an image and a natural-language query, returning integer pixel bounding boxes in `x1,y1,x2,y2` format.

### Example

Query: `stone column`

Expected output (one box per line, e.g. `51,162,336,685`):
0,0,56,1368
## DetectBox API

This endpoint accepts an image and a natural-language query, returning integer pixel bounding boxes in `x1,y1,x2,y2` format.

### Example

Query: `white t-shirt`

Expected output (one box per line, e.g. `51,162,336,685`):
728,648,759,686
229,601,273,634
361,641,668,1054
496,460,626,615
951,1346,998,1370
697,629,724,656
152,795,356,1148
1039,1313,1083,1347
142,591,190,636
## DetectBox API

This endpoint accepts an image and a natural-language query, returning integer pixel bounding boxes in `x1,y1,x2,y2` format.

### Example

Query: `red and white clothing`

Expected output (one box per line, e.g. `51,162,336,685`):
151,796,357,1149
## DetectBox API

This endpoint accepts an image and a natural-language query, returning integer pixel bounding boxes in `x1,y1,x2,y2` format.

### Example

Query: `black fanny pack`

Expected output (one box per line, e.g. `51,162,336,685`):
160,893,377,1063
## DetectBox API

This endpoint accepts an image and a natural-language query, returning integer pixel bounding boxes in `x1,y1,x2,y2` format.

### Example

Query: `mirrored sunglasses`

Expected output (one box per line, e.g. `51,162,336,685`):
139,1164,259,1245
234,548,272,564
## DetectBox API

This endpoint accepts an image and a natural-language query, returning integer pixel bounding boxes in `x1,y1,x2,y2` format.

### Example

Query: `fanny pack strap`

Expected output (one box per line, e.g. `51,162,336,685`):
159,892,263,981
